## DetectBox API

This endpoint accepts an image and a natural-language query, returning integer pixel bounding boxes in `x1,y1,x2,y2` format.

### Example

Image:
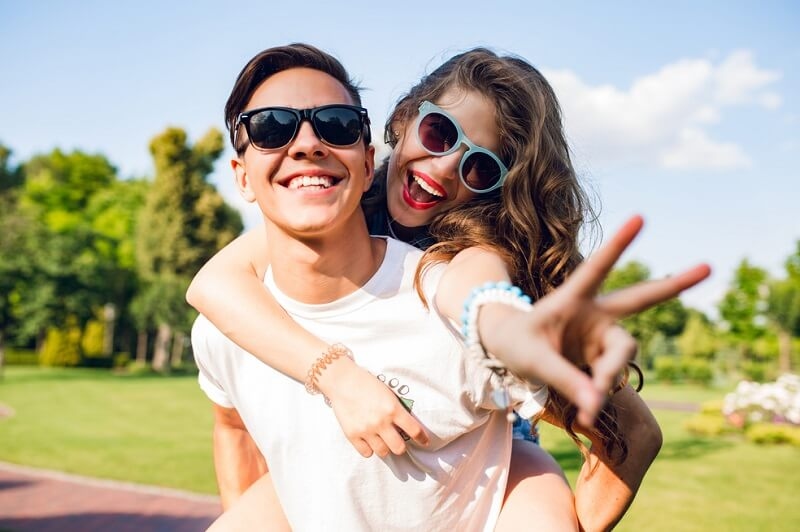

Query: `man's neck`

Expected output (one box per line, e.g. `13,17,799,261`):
264,218,386,304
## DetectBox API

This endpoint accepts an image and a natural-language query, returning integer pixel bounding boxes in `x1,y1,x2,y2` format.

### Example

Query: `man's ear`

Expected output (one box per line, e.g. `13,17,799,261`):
231,156,256,203
363,144,376,192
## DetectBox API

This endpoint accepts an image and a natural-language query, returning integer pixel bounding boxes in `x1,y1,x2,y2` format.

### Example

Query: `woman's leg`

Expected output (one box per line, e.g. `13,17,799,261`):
207,472,290,531
494,439,578,531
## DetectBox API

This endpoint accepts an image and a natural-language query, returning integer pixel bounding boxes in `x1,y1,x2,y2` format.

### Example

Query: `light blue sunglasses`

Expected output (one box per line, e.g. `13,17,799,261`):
414,101,508,193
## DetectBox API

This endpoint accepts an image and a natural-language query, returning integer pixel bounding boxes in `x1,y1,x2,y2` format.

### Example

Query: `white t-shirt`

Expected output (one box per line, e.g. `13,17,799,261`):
192,237,547,531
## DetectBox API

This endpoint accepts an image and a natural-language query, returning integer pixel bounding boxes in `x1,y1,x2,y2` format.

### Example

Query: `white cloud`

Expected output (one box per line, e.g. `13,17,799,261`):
713,50,782,105
660,128,752,170
546,50,782,171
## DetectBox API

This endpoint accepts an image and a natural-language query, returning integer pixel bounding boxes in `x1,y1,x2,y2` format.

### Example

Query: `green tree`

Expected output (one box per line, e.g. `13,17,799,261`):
135,127,242,370
0,183,29,375
677,311,718,360
603,261,690,368
85,178,149,357
15,149,120,341
719,260,769,364
0,144,24,192
767,242,800,372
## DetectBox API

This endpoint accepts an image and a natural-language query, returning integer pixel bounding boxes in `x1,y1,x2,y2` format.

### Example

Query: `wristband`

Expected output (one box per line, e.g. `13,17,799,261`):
304,343,354,402
461,281,533,421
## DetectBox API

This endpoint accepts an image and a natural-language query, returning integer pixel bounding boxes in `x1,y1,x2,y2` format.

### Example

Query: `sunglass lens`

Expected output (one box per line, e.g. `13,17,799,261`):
249,109,298,149
314,107,362,146
462,152,503,191
418,113,458,153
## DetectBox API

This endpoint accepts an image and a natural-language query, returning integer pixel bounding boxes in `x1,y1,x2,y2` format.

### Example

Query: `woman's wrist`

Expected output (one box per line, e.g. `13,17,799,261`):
311,344,359,401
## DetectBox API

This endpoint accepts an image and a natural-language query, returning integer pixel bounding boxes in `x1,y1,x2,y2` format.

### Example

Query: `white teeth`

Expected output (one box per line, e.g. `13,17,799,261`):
287,175,334,189
413,175,443,197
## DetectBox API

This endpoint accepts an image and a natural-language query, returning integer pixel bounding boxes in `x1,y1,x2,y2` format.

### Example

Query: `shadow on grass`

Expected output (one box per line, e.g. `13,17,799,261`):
657,436,733,461
545,434,734,473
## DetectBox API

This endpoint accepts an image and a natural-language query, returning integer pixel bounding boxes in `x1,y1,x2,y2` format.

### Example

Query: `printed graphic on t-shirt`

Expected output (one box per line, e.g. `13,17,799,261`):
377,373,415,441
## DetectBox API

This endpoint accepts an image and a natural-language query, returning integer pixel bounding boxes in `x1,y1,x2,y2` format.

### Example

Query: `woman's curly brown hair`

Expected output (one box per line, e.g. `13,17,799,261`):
384,48,638,465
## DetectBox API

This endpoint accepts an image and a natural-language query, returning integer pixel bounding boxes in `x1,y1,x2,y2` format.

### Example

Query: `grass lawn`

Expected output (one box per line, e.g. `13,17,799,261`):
539,385,800,531
2,367,799,529
0,366,218,494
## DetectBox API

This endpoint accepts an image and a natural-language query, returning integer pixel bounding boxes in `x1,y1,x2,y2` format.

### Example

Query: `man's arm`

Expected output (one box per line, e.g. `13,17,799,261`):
542,385,662,532
212,404,268,510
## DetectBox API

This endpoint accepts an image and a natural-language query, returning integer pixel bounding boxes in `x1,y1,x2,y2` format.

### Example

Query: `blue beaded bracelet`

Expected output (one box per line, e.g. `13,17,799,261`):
461,281,533,420
461,281,533,339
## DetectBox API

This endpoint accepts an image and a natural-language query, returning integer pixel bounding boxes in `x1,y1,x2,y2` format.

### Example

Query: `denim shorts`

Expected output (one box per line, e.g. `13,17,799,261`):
511,412,540,444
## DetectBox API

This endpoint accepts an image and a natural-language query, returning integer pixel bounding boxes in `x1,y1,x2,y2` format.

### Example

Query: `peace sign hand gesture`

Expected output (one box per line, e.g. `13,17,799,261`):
482,215,711,427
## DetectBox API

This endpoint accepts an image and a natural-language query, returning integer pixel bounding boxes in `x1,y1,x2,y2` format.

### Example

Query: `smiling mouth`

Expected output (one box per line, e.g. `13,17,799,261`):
404,172,445,206
286,175,340,190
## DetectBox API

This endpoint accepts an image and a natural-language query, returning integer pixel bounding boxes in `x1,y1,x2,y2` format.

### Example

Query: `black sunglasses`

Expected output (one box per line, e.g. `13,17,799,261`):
235,104,371,151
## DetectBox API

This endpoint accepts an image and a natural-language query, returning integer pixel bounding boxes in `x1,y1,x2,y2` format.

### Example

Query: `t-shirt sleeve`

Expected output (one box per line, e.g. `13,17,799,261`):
191,315,235,409
420,264,548,415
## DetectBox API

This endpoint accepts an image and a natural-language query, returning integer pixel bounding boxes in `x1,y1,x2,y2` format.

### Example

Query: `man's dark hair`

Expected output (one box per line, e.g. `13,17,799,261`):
225,43,365,154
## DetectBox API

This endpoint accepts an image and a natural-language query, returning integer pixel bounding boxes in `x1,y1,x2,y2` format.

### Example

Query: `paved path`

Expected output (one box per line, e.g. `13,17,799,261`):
0,462,221,531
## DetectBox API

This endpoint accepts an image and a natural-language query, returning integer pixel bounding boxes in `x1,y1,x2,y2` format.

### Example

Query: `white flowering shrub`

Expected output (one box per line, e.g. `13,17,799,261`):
722,374,800,426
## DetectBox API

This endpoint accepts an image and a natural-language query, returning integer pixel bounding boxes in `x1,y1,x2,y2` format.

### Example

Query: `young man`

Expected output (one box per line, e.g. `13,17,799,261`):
192,44,709,530
192,45,552,530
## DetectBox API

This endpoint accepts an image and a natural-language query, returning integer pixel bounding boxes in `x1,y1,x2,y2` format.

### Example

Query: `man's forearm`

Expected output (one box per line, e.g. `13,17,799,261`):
212,406,268,509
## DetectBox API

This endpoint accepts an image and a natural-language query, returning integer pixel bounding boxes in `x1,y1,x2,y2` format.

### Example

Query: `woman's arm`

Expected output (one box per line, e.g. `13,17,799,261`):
187,227,429,456
435,216,709,426
187,225,324,381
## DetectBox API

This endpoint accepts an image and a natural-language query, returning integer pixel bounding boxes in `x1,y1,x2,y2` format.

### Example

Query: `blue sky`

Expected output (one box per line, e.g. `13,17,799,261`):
1,1,797,315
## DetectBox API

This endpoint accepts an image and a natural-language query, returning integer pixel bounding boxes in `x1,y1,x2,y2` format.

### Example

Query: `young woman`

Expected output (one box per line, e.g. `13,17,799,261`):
190,46,705,530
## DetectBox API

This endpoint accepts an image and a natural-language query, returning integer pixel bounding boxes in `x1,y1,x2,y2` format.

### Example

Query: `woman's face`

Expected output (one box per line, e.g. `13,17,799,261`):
385,88,502,228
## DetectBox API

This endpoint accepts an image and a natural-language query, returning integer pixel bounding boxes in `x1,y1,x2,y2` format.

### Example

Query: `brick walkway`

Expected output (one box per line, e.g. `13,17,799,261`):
0,462,221,531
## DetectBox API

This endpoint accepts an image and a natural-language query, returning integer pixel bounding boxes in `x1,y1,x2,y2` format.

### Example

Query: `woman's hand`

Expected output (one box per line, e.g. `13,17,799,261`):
319,358,430,457
483,215,710,426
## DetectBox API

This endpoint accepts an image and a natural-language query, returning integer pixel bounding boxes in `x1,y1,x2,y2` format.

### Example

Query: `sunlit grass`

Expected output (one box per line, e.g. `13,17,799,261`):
539,399,800,531
2,367,798,530
0,366,217,493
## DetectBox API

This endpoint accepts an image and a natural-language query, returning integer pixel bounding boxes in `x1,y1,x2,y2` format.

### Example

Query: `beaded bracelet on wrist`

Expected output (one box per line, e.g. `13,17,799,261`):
304,343,354,406
461,281,533,422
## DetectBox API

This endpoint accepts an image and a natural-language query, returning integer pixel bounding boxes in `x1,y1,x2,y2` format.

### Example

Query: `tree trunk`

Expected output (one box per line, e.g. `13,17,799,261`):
777,328,792,373
170,332,186,368
102,303,117,356
135,330,148,365
0,330,5,380
151,323,172,372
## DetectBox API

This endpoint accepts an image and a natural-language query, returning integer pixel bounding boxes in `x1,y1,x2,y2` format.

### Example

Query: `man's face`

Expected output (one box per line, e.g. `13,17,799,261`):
233,67,375,238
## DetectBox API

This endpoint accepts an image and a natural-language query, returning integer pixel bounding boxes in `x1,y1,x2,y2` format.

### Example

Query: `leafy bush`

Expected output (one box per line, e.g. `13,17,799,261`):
745,423,800,446
654,356,680,383
700,399,725,415
113,352,131,368
740,361,770,382
4,348,38,365
81,318,105,358
683,359,714,386
684,413,731,437
39,319,81,367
